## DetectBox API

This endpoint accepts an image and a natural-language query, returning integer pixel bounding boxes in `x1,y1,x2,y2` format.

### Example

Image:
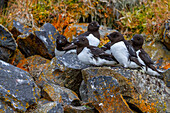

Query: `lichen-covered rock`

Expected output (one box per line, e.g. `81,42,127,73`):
8,49,25,66
162,20,170,50
16,33,53,59
0,24,17,62
81,67,168,112
0,100,16,113
80,70,132,113
37,53,89,95
64,105,97,113
31,99,64,113
40,23,60,44
0,60,40,112
17,55,50,79
9,20,32,39
163,68,170,87
42,83,80,106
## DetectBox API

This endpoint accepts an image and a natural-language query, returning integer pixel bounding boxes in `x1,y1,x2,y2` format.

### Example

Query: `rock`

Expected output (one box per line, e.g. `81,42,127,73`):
64,105,97,113
16,33,53,59
42,83,80,106
40,23,60,43
80,69,133,113
0,24,17,62
9,20,32,39
162,68,170,87
37,53,90,95
0,100,16,113
80,67,169,112
8,49,25,66
0,60,40,112
17,55,50,79
34,30,55,57
162,20,170,50
30,99,64,113
143,41,170,68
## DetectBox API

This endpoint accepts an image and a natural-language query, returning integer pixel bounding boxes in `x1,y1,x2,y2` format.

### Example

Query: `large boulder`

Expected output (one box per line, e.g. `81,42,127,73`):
80,67,134,112
80,67,169,112
0,100,15,113
0,60,40,112
41,83,80,105
37,53,90,95
9,20,32,39
17,55,50,79
8,49,25,66
30,99,64,113
0,24,17,62
16,33,53,59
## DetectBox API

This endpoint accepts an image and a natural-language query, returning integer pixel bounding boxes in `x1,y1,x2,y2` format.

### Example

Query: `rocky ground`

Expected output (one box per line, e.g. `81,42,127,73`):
0,20,169,113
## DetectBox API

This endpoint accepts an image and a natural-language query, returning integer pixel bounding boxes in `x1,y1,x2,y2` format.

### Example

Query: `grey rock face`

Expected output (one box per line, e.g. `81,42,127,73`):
0,60,40,112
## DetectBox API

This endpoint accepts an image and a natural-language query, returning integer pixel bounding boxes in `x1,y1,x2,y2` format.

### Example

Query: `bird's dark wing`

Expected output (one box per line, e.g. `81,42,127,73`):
124,40,137,57
139,49,154,65
88,46,117,61
101,42,111,51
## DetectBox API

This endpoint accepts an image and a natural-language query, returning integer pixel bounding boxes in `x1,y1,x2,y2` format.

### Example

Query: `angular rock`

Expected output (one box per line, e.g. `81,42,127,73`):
31,99,63,113
40,23,60,43
163,68,170,87
8,49,25,66
42,83,80,106
17,33,53,59
17,55,50,79
37,53,89,95
35,30,55,57
9,20,32,39
81,67,168,112
0,24,17,62
80,72,132,113
162,20,170,50
0,60,40,112
0,100,16,113
64,105,97,113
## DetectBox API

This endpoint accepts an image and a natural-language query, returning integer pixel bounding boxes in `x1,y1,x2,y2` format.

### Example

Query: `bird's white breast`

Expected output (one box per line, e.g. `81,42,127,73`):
55,48,65,56
86,34,100,47
77,47,92,64
110,41,129,67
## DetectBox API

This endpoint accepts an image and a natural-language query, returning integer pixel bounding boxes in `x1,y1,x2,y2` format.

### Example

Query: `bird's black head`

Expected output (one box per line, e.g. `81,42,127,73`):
73,36,89,47
131,34,144,47
88,21,100,32
56,35,68,46
107,31,124,43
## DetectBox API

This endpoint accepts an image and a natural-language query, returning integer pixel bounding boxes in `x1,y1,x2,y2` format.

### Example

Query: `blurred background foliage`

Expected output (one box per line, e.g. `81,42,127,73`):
0,0,169,39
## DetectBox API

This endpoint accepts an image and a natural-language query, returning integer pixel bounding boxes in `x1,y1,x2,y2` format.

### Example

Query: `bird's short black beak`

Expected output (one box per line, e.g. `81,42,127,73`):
62,43,77,50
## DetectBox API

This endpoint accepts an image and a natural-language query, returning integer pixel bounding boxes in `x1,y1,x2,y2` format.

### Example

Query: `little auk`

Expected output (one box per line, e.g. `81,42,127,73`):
107,31,143,68
131,34,163,76
64,21,101,51
64,36,118,66
55,35,75,56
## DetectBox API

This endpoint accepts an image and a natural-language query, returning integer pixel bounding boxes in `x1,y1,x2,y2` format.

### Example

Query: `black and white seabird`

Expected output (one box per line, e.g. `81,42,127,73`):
77,21,100,46
131,34,163,76
107,31,143,68
64,36,118,66
64,21,101,51
55,35,75,56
